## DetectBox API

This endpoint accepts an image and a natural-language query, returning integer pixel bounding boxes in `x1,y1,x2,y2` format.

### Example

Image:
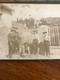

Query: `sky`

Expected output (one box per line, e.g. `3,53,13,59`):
3,4,60,21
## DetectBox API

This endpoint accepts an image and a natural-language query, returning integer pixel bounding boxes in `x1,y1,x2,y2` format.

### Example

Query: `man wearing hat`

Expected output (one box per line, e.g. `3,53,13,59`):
14,30,20,55
7,29,16,58
30,30,40,55
7,27,20,58
43,32,50,57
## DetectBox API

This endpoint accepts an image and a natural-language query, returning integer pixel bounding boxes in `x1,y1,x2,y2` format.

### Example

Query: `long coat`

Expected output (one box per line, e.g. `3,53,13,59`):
13,33,20,53
8,33,14,55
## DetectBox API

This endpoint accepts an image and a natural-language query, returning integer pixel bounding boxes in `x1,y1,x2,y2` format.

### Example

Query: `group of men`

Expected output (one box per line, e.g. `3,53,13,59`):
7,27,50,58
30,30,50,57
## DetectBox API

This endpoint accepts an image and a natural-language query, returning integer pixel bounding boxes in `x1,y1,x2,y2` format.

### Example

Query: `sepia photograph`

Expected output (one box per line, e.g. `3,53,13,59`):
0,3,60,60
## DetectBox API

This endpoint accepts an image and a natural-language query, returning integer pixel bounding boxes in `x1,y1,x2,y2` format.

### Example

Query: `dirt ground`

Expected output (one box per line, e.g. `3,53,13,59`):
0,48,60,60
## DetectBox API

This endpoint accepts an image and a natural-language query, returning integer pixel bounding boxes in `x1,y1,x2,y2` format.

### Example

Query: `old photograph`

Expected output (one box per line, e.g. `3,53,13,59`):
0,3,60,60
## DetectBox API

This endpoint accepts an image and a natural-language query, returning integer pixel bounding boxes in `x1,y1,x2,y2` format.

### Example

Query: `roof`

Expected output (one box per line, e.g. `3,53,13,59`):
0,4,14,11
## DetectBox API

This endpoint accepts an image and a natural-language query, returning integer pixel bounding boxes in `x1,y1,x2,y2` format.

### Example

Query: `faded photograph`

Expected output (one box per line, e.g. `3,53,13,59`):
0,3,60,60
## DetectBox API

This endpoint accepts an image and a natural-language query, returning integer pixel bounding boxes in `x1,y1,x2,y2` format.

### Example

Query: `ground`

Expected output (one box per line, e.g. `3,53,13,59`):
0,48,60,60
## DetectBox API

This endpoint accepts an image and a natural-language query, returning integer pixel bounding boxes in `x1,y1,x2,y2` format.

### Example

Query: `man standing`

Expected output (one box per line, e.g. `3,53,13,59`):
31,30,40,55
43,32,50,57
14,31,20,55
8,28,20,58
7,29,15,58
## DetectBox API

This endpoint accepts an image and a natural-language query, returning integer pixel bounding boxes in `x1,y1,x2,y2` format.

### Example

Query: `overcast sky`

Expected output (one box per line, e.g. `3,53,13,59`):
4,4,60,21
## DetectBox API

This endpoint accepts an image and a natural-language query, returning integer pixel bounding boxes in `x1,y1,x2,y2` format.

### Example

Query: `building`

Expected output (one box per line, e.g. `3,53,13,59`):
0,4,14,28
40,18,60,47
0,4,14,54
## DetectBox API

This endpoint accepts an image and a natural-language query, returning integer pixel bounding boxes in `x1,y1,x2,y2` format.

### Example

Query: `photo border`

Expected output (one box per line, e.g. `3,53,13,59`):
0,1,60,61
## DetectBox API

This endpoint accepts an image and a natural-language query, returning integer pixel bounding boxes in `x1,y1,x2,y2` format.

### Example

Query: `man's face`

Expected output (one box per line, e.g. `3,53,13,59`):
25,44,28,47
33,31,37,34
33,32,36,34
44,33,47,36
11,31,15,34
